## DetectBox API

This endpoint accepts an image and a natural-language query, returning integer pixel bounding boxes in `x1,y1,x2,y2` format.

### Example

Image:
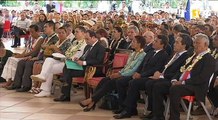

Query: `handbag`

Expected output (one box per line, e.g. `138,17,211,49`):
98,93,119,110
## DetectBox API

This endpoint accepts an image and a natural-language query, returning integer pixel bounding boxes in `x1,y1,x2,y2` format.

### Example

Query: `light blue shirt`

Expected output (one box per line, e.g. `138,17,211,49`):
119,50,146,76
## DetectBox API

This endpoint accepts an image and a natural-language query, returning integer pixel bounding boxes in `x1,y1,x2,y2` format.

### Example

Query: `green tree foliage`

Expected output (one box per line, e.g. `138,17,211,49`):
0,0,187,9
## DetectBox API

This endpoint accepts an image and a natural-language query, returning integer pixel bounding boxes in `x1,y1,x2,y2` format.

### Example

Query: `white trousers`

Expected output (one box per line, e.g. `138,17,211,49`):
39,57,64,92
1,57,23,81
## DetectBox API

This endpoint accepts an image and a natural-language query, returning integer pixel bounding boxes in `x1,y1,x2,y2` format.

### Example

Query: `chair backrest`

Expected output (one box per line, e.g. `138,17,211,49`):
3,20,11,31
112,53,129,68
116,49,133,55
208,73,214,87
102,51,110,74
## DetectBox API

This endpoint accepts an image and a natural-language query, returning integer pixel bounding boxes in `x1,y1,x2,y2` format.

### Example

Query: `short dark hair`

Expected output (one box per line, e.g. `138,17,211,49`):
62,23,72,29
76,26,86,33
178,33,193,50
161,23,169,30
205,18,210,23
196,24,206,31
173,24,184,32
204,24,214,32
157,35,169,49
86,30,97,38
96,28,108,38
58,26,67,33
159,28,169,36
45,21,55,31
29,24,39,32
130,20,139,29
114,26,123,37
180,30,190,35
135,35,146,48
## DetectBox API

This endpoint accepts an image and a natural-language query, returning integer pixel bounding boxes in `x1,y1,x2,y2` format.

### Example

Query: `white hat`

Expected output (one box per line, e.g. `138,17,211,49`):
82,20,95,27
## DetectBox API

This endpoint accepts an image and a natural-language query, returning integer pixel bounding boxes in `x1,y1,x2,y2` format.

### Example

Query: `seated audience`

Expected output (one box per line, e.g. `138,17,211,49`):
53,30,106,102
109,26,128,60
114,35,169,119
6,24,44,91
79,35,146,112
169,33,215,120
11,11,31,48
31,26,87,97
143,33,192,120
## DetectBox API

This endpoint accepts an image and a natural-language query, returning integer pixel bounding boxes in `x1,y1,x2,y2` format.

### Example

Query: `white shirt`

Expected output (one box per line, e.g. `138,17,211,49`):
67,33,75,41
15,18,31,30
83,40,98,65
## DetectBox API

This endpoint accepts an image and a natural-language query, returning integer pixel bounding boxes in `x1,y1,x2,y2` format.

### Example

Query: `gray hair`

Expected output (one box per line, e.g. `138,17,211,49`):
193,33,209,46
128,25,140,34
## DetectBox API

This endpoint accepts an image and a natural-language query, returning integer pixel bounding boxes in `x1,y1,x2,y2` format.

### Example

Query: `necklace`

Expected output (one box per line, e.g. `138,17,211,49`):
211,49,218,59
180,49,210,72
65,39,86,58
123,49,143,70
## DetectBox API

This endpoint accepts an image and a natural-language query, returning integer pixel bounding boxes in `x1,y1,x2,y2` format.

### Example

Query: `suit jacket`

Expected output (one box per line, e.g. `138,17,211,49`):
137,50,169,78
46,4,55,13
144,44,154,53
109,37,128,60
163,52,189,80
80,42,106,75
172,53,215,102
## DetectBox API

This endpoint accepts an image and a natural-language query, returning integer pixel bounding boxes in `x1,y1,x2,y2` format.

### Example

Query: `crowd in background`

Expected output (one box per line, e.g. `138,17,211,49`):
0,6,218,120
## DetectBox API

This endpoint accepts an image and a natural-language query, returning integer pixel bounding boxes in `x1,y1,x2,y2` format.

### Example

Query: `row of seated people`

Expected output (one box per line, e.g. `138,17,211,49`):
78,32,217,120
1,20,217,120
1,20,144,93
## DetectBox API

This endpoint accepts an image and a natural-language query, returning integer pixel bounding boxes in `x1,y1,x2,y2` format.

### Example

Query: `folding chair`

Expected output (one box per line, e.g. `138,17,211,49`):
86,52,130,97
165,74,214,120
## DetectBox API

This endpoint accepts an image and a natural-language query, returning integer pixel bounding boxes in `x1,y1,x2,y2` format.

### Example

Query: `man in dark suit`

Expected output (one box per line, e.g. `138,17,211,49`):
54,30,106,102
143,31,155,53
144,33,193,120
168,33,215,120
114,35,169,119
46,1,55,13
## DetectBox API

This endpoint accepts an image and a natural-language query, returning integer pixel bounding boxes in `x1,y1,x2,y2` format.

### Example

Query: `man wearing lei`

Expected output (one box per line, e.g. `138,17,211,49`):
169,33,215,120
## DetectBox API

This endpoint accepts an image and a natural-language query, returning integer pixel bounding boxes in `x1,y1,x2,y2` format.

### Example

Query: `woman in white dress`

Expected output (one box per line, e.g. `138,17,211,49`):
2,24,43,88
31,26,87,97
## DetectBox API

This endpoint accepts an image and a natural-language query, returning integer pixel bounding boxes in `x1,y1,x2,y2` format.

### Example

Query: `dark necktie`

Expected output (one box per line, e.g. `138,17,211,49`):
80,46,92,60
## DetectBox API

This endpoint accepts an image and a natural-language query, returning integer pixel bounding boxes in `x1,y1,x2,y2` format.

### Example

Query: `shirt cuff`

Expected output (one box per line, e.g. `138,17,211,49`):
159,75,164,79
171,79,177,83
182,80,186,85
83,61,87,66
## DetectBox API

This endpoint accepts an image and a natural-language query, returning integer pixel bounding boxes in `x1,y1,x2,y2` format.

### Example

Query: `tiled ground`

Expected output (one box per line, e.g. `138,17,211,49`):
0,38,217,120
0,88,217,120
